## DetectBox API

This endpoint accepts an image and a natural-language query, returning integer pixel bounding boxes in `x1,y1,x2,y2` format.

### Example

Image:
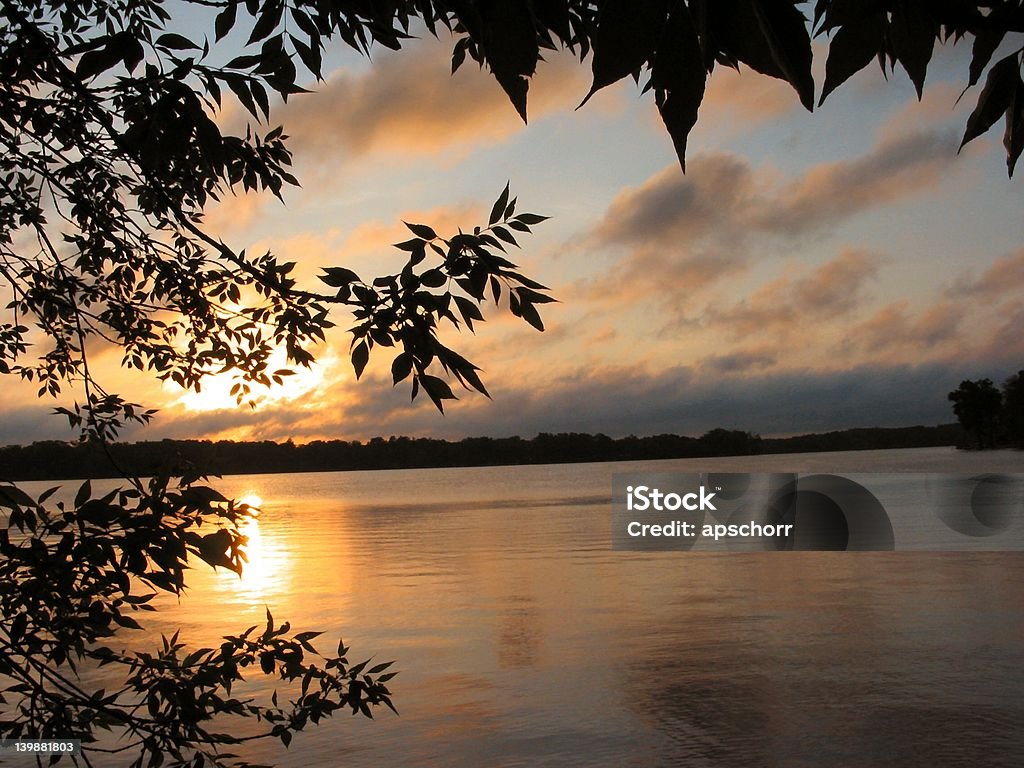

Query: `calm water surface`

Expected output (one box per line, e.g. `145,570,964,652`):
27,448,1024,766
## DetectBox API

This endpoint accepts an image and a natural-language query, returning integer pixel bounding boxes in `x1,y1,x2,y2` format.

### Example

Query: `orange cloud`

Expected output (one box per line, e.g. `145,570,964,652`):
846,300,965,356
707,249,881,340
697,65,803,134
977,301,1024,363
953,248,1024,300
277,40,588,161
201,190,276,240
875,82,966,144
334,202,481,259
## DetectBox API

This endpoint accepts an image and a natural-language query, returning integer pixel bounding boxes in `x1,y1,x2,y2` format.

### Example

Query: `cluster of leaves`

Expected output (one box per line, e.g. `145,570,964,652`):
0,476,395,767
813,0,1024,176
323,184,552,411
446,1,1024,174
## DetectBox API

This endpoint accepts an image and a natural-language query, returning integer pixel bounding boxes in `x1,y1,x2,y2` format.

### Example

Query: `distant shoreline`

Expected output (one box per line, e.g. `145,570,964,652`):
0,424,968,482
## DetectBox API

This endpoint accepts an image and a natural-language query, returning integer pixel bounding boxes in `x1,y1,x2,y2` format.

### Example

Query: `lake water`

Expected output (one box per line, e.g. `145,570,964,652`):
16,448,1024,766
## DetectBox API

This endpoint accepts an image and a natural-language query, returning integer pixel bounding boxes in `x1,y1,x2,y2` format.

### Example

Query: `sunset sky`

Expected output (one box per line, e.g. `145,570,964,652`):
3,26,1024,446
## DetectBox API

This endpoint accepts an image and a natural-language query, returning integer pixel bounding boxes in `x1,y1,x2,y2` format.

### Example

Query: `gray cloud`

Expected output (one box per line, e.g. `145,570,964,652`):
702,350,777,374
0,407,78,447
593,154,753,248
750,129,958,235
7,347,1022,449
377,360,1017,439
580,128,957,312
70,358,1014,446
577,153,756,308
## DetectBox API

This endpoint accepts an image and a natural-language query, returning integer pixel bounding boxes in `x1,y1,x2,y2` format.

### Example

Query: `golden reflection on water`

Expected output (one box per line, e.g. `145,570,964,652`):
28,457,1024,767
213,491,294,605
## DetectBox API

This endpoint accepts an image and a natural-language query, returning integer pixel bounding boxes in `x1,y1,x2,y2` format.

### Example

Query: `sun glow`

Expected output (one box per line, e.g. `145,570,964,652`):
166,347,341,413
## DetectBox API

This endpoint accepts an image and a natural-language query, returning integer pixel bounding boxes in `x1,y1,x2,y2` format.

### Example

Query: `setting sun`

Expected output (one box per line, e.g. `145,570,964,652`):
166,347,340,413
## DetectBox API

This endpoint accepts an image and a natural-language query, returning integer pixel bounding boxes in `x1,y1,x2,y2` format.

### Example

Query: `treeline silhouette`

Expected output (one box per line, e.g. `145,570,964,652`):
948,370,1024,449
0,424,963,482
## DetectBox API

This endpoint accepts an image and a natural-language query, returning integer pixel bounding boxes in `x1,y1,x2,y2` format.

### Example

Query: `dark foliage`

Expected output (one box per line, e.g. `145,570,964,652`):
1004,370,1024,447
1,1,555,444
1,2,556,765
948,376,1016,448
1,475,396,767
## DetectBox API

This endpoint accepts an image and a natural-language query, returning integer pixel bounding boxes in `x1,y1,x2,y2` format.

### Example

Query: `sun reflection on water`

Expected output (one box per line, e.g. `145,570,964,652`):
215,492,293,604
237,492,264,511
